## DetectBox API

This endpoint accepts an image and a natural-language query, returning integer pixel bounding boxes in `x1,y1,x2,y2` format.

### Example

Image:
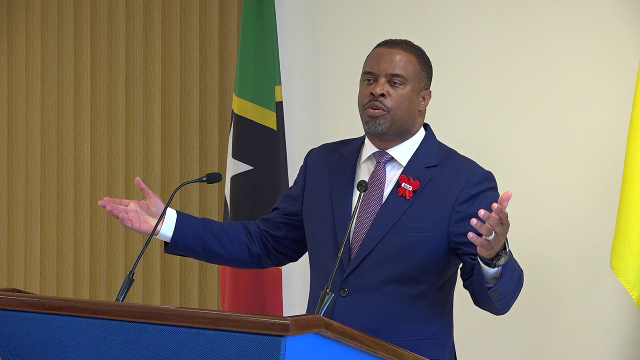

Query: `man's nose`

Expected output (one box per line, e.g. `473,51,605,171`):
370,82,387,98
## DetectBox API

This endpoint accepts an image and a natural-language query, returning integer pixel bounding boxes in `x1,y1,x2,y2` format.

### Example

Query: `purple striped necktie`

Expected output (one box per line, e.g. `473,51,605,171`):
350,150,393,261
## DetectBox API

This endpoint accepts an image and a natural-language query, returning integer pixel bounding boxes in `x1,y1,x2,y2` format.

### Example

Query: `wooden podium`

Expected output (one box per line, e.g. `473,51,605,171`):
0,289,426,360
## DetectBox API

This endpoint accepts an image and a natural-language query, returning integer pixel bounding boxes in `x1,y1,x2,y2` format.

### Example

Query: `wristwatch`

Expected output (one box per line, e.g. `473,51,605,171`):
478,240,511,269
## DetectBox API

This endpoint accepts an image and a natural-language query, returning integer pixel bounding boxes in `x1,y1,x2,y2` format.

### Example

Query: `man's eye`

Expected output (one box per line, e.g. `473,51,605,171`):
390,80,401,86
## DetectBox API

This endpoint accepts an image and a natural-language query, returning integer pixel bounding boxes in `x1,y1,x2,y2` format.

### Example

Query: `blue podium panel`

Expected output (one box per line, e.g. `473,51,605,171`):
0,291,427,360
0,309,284,360
284,333,383,360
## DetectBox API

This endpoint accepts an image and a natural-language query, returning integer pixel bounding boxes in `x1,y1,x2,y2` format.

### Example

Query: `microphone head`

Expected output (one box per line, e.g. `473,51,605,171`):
204,172,223,184
357,180,368,193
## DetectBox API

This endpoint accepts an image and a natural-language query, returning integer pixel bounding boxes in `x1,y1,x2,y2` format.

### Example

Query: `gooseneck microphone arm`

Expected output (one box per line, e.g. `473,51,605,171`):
315,180,368,315
115,172,222,302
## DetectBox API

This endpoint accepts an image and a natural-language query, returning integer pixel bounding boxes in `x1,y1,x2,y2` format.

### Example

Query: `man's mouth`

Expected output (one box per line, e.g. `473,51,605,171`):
364,100,388,116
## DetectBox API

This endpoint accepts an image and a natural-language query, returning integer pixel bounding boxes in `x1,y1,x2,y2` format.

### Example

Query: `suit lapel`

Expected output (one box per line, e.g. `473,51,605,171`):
330,137,365,269
345,124,440,275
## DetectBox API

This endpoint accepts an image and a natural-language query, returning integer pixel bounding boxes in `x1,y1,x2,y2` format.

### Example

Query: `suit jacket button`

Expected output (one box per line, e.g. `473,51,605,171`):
491,290,500,298
339,288,349,296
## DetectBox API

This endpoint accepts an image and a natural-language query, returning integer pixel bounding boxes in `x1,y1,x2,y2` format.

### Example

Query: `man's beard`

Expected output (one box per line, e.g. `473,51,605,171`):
362,120,385,134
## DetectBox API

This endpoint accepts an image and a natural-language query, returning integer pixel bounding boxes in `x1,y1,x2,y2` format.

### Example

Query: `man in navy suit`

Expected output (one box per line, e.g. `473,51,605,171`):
100,39,523,360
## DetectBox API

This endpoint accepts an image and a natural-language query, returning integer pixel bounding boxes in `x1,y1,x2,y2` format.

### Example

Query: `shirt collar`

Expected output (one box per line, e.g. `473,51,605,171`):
359,125,426,166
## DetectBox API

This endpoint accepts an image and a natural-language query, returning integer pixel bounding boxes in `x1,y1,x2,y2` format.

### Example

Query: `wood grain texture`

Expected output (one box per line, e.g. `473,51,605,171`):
0,0,242,310
0,0,8,290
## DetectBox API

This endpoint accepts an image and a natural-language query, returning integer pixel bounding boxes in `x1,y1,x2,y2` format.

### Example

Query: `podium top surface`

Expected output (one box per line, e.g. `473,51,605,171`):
0,289,426,360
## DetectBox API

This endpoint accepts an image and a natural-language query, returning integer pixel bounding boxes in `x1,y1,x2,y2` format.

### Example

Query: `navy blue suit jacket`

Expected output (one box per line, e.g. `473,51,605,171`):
165,124,524,360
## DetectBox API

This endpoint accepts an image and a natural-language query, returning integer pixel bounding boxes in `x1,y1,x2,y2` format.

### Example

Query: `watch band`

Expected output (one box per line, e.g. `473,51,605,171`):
478,240,510,269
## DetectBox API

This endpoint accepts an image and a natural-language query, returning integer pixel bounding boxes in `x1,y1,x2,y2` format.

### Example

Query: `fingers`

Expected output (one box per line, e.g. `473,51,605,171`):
98,177,162,235
482,191,512,229
466,231,490,249
497,190,512,210
473,207,509,236
467,192,512,258
468,211,502,258
135,177,158,199
470,214,494,239
98,198,129,219
98,197,127,208
98,177,156,211
490,202,508,223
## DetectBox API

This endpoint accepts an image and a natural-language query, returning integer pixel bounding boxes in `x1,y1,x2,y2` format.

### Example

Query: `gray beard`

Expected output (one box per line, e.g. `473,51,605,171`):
362,120,385,134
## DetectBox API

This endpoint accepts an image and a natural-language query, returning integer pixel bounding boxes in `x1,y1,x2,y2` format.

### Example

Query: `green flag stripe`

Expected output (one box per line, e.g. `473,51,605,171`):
234,0,282,113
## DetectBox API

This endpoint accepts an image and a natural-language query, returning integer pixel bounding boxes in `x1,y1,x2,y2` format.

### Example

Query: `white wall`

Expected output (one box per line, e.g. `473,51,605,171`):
276,1,640,359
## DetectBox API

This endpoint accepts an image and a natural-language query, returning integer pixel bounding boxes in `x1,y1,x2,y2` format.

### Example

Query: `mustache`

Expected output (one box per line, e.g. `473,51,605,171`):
364,99,389,111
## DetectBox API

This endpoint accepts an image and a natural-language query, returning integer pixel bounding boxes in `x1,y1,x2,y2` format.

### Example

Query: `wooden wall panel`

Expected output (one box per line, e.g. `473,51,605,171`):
74,0,91,300
159,0,181,307
39,0,59,297
89,0,108,302
56,0,75,298
141,0,163,306
179,0,200,309
105,0,126,300
124,0,145,303
0,0,8,290
7,0,27,292
0,0,242,309
25,0,42,298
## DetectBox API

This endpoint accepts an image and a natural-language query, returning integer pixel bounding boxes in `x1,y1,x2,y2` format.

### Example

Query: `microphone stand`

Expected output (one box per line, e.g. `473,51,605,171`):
315,180,368,315
115,172,222,302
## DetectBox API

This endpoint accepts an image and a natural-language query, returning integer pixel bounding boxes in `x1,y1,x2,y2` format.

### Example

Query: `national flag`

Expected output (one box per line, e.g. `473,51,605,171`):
220,0,288,316
611,60,640,311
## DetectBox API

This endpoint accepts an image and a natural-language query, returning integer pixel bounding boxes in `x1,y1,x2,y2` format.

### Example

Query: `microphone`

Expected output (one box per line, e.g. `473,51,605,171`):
199,172,223,184
315,180,368,315
115,172,222,302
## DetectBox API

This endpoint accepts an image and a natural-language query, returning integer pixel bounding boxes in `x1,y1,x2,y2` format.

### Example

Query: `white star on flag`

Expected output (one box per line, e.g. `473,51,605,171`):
224,122,254,214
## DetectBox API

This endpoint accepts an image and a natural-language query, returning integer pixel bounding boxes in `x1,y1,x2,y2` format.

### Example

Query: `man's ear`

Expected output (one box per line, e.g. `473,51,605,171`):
420,89,432,109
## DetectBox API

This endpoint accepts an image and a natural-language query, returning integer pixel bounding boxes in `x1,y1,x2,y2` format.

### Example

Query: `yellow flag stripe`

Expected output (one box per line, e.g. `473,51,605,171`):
232,85,282,131
611,60,640,310
275,85,282,102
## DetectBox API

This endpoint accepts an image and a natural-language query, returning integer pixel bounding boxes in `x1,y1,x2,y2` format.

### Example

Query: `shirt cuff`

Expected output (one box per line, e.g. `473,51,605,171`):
155,208,177,242
479,259,502,287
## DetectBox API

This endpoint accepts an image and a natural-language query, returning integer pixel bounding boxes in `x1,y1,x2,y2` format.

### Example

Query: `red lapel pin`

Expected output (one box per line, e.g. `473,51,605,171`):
397,175,420,199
